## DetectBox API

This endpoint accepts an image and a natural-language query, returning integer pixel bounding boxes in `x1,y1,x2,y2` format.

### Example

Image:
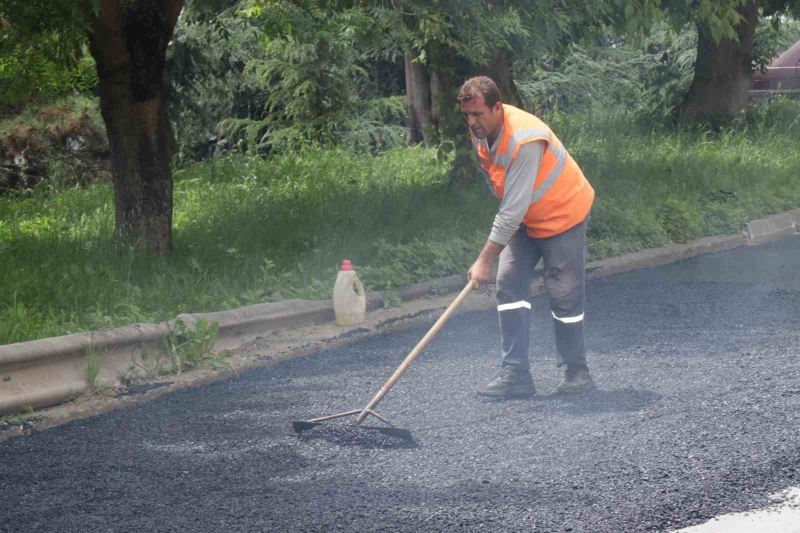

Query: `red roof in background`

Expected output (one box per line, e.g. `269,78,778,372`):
770,39,800,68
752,39,800,90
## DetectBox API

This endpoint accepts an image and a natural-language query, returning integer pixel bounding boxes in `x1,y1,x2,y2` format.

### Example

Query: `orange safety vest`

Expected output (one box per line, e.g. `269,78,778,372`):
473,104,594,239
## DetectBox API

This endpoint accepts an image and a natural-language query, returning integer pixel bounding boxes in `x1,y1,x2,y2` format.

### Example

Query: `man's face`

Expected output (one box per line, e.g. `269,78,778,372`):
460,94,503,140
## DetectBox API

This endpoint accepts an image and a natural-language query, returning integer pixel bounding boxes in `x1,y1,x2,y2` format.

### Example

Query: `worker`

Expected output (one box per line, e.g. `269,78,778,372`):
458,76,595,398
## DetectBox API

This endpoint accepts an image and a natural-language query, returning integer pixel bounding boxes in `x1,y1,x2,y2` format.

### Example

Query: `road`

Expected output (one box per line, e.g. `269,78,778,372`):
1,236,799,533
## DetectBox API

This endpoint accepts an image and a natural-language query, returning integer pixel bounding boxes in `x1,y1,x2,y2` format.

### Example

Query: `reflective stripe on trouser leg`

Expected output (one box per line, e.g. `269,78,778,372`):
498,303,531,371
553,315,587,369
540,218,589,368
496,228,541,372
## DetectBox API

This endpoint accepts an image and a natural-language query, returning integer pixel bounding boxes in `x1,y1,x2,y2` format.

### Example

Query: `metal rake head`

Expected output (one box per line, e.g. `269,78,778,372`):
292,420,414,442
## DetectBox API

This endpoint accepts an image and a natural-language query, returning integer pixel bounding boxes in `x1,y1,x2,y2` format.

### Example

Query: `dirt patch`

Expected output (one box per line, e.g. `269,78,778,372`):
0,96,110,194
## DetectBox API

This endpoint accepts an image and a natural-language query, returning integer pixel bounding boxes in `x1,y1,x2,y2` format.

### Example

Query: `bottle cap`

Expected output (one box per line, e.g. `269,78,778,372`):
340,259,353,271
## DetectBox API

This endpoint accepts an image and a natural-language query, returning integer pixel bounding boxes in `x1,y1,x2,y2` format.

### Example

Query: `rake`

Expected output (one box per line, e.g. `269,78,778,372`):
292,281,474,442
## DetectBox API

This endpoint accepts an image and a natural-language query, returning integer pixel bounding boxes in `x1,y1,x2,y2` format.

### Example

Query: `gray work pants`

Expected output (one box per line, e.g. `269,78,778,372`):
495,218,589,372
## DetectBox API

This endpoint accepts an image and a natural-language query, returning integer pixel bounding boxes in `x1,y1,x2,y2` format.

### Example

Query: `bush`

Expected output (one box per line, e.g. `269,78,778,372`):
518,18,800,124
167,13,271,162
0,39,97,109
517,24,697,121
168,5,408,161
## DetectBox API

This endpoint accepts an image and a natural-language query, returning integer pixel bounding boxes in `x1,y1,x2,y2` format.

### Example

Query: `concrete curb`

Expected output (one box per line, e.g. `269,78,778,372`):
743,209,800,243
585,234,749,279
0,324,168,415
1,211,798,416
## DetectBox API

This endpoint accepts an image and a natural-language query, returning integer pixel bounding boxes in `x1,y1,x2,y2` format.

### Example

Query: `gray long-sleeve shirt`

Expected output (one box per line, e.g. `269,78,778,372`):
485,140,545,245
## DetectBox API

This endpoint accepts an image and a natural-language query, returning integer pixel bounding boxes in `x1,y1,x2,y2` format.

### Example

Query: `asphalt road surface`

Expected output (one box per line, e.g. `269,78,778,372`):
2,236,799,533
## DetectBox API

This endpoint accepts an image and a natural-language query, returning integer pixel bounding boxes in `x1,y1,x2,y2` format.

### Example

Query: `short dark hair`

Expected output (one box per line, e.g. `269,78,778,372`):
457,76,501,108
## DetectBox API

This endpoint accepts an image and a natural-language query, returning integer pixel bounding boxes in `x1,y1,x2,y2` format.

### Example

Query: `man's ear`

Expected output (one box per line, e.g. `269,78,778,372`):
493,101,503,114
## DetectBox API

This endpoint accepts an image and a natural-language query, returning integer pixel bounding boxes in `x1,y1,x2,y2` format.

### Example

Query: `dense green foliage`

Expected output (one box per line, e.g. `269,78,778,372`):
0,43,97,109
754,16,800,70
519,25,698,120
168,3,408,161
167,11,271,160
3,99,800,344
520,18,800,120
0,1,97,109
164,3,800,163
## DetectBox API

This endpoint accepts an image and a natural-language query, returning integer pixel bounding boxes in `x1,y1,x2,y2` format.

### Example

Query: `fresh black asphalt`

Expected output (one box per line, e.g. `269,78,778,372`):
1,236,799,532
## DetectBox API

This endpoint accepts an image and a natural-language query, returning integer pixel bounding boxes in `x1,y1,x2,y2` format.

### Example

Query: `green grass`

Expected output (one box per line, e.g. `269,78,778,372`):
0,145,492,344
552,100,800,257
2,100,800,345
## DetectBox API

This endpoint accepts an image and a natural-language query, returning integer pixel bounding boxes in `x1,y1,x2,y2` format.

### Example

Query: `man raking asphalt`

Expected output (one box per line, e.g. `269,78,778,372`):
293,76,597,443
458,76,596,398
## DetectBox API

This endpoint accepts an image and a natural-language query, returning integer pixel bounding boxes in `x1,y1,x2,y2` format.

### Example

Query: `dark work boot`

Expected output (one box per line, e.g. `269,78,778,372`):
557,366,595,394
477,367,536,398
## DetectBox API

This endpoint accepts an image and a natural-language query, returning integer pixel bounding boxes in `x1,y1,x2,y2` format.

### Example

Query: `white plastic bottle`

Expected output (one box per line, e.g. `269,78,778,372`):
333,259,366,326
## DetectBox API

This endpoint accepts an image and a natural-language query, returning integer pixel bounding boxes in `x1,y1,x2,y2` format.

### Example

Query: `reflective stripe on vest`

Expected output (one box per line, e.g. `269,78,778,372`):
472,104,594,238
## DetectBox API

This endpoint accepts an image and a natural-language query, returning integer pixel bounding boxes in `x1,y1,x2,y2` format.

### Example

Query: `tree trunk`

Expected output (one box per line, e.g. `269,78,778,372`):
404,50,435,146
478,51,522,108
427,48,523,141
430,69,442,129
423,47,523,184
88,0,183,255
403,46,523,183
680,0,758,125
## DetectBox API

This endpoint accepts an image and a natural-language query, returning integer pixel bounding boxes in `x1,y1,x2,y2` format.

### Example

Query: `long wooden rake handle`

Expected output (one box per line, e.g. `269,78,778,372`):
355,281,475,425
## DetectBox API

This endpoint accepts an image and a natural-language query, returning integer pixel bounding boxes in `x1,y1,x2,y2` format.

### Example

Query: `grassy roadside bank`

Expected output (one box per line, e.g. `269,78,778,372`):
2,101,800,346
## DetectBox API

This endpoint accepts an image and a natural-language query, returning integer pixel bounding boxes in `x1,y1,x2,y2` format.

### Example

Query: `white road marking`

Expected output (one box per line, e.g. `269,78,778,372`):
672,487,800,533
